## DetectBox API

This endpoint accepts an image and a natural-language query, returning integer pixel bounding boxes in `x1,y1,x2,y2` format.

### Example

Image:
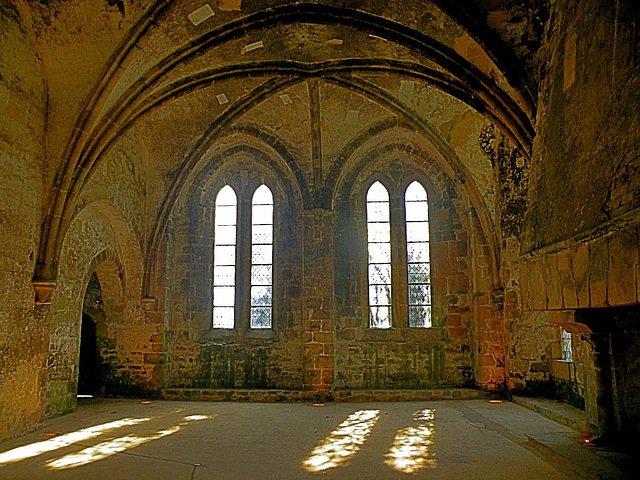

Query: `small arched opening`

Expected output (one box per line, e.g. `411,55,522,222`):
77,272,105,397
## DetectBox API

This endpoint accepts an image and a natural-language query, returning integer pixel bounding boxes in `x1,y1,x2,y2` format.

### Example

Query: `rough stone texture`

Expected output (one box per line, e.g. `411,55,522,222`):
523,0,640,253
1,0,638,448
163,152,305,391
332,153,492,391
515,0,640,434
0,3,47,441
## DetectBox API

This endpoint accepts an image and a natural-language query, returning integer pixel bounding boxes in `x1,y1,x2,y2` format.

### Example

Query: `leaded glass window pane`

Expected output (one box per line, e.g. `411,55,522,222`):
408,263,430,284
406,222,429,242
251,265,272,285
367,181,392,329
367,222,390,243
368,263,391,284
405,181,431,328
253,184,273,205
213,286,235,306
213,225,236,245
409,306,431,328
367,201,390,222
409,284,431,305
213,307,234,329
369,284,391,306
251,286,272,306
251,185,273,329
213,186,237,328
407,242,429,263
251,244,273,264
214,245,236,265
252,204,273,223
368,243,391,263
405,202,429,222
251,307,272,329
213,266,235,286
214,205,236,226
562,329,573,362
252,224,273,244
405,181,428,201
370,306,391,329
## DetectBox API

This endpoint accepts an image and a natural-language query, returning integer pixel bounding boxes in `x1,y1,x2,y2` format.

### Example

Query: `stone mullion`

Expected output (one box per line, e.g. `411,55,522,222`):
236,196,252,334
390,192,409,328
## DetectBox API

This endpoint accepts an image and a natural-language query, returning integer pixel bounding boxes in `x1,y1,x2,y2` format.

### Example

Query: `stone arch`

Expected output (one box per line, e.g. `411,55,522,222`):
35,1,535,291
45,200,145,417
332,133,504,390
159,139,306,390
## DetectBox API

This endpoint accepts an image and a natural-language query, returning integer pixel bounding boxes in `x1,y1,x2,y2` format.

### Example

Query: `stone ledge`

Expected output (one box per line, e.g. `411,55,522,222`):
526,433,633,480
161,388,490,403
333,388,490,402
513,396,586,431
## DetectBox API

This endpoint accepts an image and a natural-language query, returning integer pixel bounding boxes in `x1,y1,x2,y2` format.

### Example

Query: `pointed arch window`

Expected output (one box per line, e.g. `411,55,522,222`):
212,185,237,329
250,185,273,329
362,179,433,329
405,181,431,327
366,181,392,328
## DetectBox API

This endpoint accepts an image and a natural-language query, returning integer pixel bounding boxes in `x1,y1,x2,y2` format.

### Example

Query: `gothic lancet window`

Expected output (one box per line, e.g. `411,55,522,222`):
250,185,274,329
405,181,431,327
365,179,432,329
367,181,392,328
212,183,275,330
212,185,237,329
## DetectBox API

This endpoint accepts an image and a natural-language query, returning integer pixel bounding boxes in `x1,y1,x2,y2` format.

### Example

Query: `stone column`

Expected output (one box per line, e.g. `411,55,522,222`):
302,209,335,397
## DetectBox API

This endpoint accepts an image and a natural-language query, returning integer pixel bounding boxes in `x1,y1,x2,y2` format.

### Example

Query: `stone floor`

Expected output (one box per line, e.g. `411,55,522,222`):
0,398,630,479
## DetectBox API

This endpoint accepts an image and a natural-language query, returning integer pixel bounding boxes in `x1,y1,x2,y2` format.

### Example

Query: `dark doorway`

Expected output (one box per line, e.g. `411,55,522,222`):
577,305,640,445
78,313,97,395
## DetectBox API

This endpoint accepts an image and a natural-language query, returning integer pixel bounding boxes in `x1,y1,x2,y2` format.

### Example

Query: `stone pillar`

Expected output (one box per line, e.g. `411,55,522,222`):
142,297,165,391
302,209,335,397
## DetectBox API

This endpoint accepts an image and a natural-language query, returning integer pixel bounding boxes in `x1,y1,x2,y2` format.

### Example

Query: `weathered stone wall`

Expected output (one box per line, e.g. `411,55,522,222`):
514,0,640,423
0,2,47,440
159,123,502,393
334,155,477,389
523,0,640,253
164,149,306,390
45,133,149,416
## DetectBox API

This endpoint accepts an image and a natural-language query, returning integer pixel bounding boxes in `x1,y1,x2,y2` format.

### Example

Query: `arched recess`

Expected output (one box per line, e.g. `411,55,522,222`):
35,1,535,290
147,126,307,297
332,130,505,391
45,201,145,417
160,138,306,390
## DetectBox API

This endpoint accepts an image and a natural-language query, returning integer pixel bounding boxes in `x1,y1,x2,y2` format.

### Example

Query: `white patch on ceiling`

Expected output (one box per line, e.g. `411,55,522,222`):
346,110,359,124
242,41,264,54
188,4,215,26
327,39,343,45
279,94,293,105
219,0,242,11
399,80,415,102
216,93,229,105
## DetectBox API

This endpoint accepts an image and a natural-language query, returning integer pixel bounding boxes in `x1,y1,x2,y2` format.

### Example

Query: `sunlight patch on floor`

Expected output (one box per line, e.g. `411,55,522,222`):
45,414,212,470
385,408,436,473
303,409,380,472
0,418,150,466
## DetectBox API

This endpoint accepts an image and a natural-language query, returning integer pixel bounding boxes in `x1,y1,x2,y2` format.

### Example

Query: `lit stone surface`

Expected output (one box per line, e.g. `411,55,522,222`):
0,399,592,479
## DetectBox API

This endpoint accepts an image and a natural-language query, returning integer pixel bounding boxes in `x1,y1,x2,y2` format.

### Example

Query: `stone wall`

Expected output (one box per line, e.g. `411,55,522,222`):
333,155,477,390
45,136,150,416
163,149,306,390
158,122,504,393
0,3,47,441
515,0,640,428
